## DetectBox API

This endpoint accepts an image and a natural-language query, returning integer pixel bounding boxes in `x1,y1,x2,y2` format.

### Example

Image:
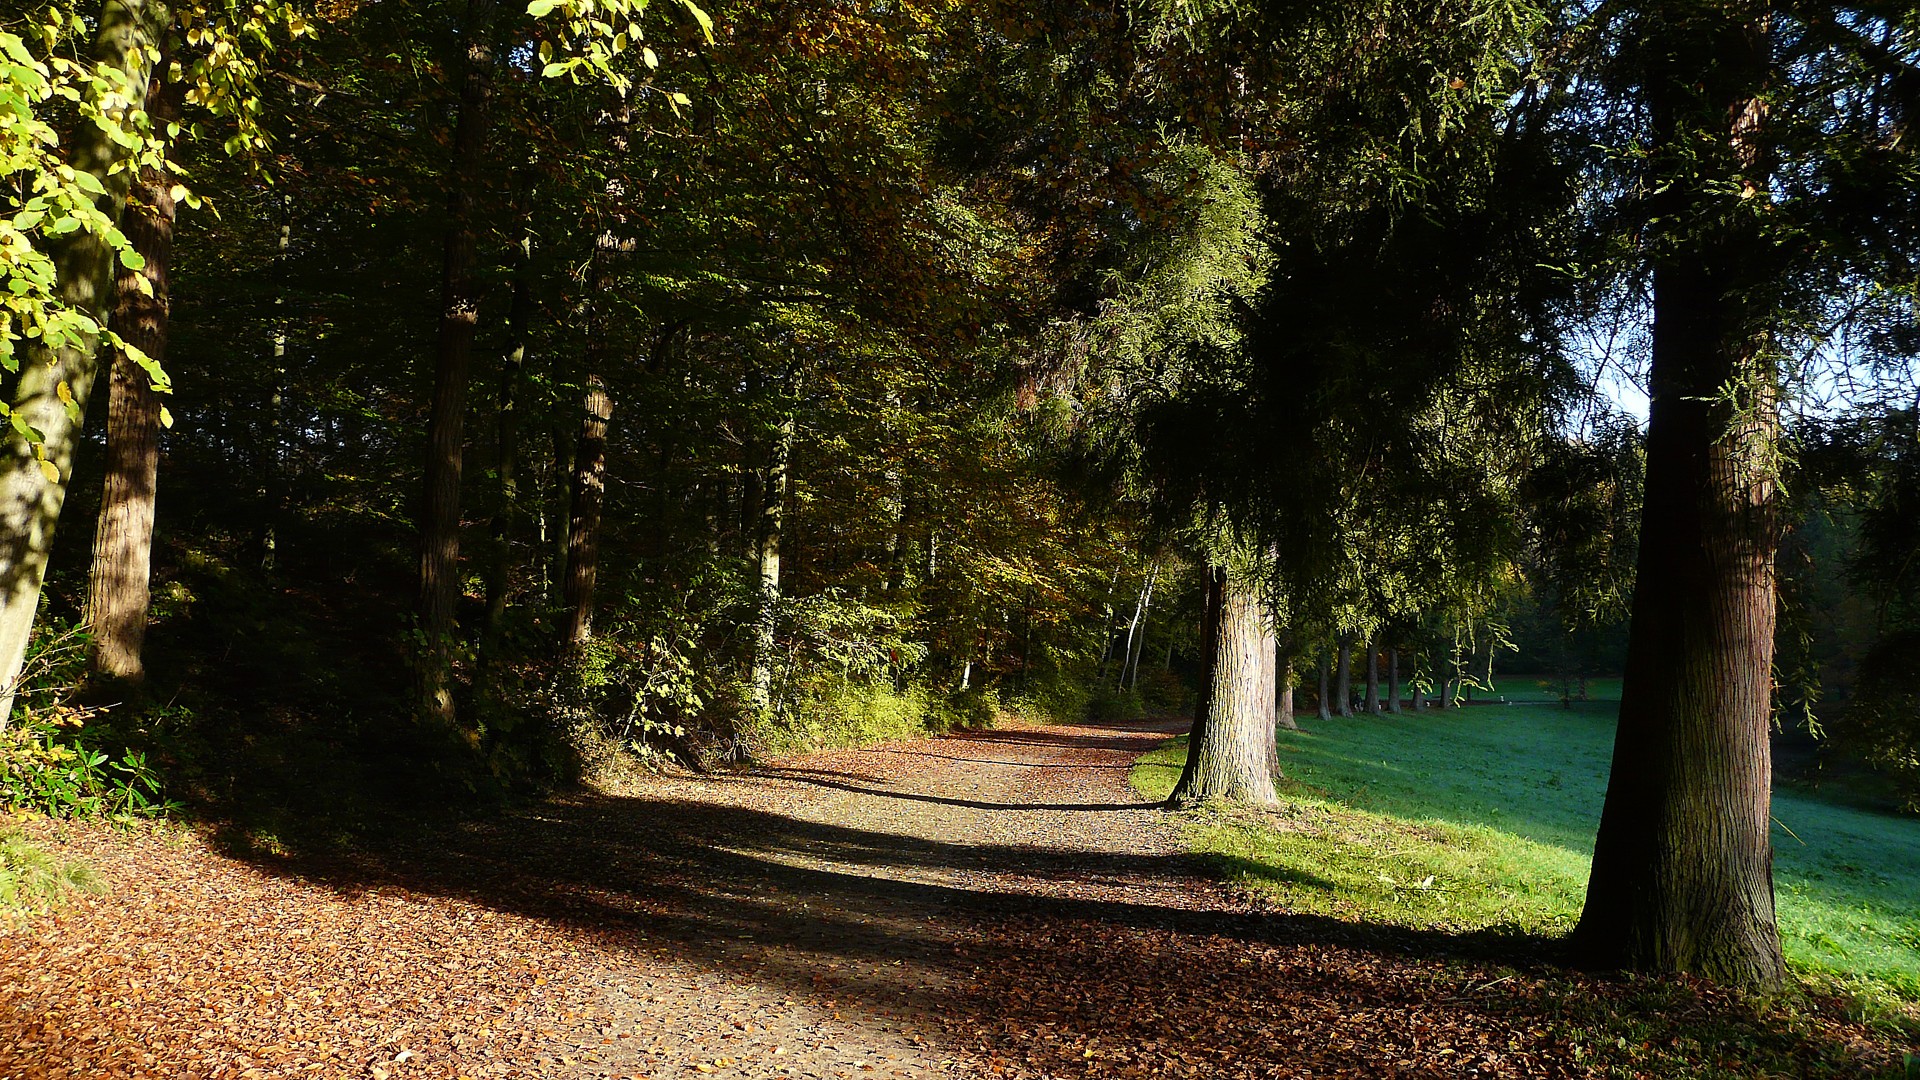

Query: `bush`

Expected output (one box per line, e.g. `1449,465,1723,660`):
1,628,171,820
0,832,97,916
1086,684,1145,722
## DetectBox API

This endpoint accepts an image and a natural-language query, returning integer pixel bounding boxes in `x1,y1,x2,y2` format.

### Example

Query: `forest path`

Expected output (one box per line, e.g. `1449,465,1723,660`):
3,719,1591,1080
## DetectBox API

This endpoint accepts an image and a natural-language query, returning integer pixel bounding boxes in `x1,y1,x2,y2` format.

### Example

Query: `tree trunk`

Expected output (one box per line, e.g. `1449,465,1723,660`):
1169,565,1279,807
1364,637,1381,714
415,0,499,731
1387,647,1401,713
85,70,180,686
749,391,795,715
1123,563,1157,689
257,203,290,571
1277,648,1297,732
482,229,534,646
561,377,613,648
1574,2,1785,990
1316,650,1331,721
1334,635,1353,717
0,0,170,722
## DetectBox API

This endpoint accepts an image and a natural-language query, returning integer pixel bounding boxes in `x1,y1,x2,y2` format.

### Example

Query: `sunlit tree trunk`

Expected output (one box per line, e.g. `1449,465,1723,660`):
1170,565,1279,807
86,69,180,686
0,0,171,723
415,0,499,732
1575,1,1785,990
1276,647,1297,732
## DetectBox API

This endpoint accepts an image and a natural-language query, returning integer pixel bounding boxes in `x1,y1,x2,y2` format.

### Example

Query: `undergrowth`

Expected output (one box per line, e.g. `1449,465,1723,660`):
0,830,98,918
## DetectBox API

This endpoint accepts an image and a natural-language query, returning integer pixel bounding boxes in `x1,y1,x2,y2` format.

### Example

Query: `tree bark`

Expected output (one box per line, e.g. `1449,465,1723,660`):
86,69,180,686
748,389,795,715
415,0,499,731
1169,565,1279,807
0,0,170,722
1574,1,1786,990
561,377,613,648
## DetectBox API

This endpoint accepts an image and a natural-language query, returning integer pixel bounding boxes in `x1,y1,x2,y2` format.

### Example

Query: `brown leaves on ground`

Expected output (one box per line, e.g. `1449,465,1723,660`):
1,721,1910,1080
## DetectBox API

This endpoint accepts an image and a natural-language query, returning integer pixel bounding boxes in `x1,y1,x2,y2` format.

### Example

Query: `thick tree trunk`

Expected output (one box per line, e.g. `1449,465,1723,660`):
0,0,170,722
561,377,613,648
1574,2,1785,990
1334,636,1353,717
1364,638,1381,714
482,230,534,645
749,395,795,714
86,72,180,686
1170,565,1279,807
415,0,499,730
1387,647,1401,713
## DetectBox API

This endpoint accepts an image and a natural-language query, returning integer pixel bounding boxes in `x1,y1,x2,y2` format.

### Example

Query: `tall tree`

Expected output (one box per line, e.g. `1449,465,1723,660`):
86,67,183,685
416,0,501,732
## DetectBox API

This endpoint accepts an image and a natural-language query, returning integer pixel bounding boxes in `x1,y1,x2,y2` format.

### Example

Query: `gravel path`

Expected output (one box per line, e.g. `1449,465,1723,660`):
6,719,1892,1080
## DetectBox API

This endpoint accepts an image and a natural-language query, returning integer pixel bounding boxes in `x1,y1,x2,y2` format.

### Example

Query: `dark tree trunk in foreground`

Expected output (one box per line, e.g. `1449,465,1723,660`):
1335,636,1353,717
561,377,613,648
415,0,499,731
1170,566,1279,807
86,70,180,686
0,0,169,722
1574,1,1786,990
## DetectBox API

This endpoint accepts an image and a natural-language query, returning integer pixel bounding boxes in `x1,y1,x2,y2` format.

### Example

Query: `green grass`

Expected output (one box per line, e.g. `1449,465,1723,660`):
1132,699,1920,1009
0,830,97,916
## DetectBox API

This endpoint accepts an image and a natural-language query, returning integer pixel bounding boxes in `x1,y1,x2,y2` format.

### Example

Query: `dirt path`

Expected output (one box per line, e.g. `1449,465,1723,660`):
7,719,1885,1080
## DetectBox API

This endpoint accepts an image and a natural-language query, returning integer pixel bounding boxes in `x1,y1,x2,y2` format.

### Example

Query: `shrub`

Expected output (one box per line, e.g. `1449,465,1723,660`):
1086,684,1145,722
1,628,172,820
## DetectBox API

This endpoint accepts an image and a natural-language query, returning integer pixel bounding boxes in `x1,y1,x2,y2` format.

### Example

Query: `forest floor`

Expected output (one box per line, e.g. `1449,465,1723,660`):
1,718,1909,1080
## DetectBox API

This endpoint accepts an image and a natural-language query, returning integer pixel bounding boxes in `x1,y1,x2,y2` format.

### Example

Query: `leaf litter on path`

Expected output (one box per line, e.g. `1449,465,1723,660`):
1,720,1906,1079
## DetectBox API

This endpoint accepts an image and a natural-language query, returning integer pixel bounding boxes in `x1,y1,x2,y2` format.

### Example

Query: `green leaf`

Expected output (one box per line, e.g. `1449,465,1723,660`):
526,0,558,16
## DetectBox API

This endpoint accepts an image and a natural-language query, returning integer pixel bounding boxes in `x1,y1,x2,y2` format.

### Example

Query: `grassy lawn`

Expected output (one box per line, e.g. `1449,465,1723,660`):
1131,692,1920,1013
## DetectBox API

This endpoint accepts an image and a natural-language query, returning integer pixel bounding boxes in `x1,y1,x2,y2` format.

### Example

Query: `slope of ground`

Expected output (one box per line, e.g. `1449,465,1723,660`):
0,719,1907,1080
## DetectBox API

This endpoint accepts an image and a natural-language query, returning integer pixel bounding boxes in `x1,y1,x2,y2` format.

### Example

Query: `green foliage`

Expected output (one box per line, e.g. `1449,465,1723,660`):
1,627,171,819
1084,684,1144,723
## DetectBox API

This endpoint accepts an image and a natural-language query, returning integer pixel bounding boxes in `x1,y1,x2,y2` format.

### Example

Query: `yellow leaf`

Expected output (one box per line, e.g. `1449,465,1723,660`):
55,380,72,405
159,405,173,429
38,459,59,483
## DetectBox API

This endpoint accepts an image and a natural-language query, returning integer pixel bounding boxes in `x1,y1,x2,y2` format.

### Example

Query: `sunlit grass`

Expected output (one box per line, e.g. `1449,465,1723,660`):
0,829,98,916
1132,698,1920,1007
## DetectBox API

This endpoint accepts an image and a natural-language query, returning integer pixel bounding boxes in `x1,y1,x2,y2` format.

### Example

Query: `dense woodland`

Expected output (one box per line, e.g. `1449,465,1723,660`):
3,0,1920,1042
